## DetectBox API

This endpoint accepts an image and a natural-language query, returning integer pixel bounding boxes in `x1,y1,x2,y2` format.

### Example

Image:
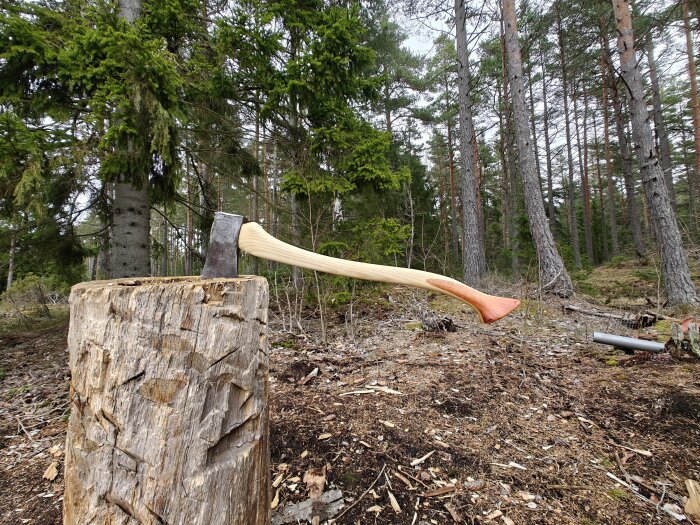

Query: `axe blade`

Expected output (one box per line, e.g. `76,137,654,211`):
201,212,245,278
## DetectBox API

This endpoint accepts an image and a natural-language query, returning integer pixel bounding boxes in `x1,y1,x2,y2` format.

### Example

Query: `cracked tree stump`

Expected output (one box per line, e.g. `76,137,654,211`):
64,277,270,525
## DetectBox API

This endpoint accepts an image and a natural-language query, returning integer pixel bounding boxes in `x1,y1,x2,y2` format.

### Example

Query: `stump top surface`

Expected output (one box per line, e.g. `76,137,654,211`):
72,275,266,292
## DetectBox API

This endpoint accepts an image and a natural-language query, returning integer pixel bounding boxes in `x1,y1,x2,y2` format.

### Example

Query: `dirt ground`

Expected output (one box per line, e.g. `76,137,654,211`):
1,286,699,525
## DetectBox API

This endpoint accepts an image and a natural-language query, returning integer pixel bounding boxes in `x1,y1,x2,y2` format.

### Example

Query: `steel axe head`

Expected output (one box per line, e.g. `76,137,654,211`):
201,212,245,278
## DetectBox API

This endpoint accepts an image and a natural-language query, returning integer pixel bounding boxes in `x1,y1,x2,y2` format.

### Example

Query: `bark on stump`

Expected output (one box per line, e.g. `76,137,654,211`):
64,277,270,525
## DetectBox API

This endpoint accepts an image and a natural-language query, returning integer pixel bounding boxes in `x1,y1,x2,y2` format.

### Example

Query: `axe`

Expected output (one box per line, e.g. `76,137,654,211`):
202,212,520,323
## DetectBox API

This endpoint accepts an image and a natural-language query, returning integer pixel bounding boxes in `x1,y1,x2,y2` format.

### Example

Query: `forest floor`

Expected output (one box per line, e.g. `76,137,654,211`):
1,262,700,525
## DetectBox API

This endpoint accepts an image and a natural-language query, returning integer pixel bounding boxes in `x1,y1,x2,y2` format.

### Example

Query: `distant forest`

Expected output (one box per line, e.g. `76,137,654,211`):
2,0,700,304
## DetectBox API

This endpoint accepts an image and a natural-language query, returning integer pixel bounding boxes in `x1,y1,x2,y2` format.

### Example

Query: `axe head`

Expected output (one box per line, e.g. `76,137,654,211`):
201,212,245,278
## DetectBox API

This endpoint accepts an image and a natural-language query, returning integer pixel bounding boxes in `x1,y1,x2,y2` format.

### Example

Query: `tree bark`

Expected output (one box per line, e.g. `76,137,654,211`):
6,230,15,290
503,0,572,296
647,35,676,210
557,6,581,268
603,37,645,256
683,0,700,216
455,0,486,285
445,83,461,263
539,47,556,229
580,87,595,262
64,277,270,525
501,22,520,277
111,0,151,279
600,52,619,255
611,0,698,305
592,110,609,260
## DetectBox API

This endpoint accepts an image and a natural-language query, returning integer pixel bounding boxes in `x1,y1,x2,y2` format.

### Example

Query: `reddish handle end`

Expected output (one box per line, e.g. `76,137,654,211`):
427,279,520,323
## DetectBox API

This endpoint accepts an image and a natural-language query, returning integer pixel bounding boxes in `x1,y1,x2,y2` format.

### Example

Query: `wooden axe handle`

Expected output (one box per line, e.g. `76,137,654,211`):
239,222,520,323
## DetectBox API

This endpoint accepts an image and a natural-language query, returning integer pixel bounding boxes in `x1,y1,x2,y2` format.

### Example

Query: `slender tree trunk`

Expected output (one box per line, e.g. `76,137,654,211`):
185,164,193,276
501,22,520,277
602,27,645,255
683,0,700,215
252,108,260,275
576,85,594,262
503,0,572,295
446,96,460,263
527,65,543,194
540,47,556,229
647,35,676,210
683,124,697,231
593,111,609,260
557,7,581,268
612,0,697,305
600,52,619,254
7,231,15,290
161,210,168,276
456,0,486,285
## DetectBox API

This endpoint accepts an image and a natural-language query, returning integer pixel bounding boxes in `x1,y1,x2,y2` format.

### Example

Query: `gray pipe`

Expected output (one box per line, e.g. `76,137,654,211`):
592,332,665,353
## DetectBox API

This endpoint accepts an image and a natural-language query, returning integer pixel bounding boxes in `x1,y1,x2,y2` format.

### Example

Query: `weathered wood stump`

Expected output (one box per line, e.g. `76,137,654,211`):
64,277,270,525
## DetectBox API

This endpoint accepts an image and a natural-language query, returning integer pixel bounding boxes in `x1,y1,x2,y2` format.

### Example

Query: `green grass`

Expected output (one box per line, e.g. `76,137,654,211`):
606,488,629,500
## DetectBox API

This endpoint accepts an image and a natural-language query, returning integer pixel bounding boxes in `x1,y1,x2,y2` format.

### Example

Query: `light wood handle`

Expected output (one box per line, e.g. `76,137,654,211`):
239,222,520,323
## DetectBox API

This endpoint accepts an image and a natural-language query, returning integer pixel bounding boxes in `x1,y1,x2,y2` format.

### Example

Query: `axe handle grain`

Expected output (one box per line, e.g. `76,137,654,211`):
239,222,520,323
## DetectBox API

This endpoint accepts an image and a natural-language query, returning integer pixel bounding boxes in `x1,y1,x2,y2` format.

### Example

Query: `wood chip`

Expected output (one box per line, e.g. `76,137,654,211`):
501,516,515,525
463,479,485,491
423,485,456,497
410,450,435,467
318,433,332,440
380,420,395,428
685,479,700,522
485,509,503,520
304,466,326,499
301,450,309,459
271,488,281,509
299,367,319,385
42,461,59,481
366,505,382,514
273,472,285,488
393,470,415,490
388,490,401,513
445,502,464,523
339,390,376,396
367,385,403,395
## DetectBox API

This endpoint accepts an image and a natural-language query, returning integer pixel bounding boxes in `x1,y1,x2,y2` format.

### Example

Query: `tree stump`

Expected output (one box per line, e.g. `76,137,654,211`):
64,277,270,525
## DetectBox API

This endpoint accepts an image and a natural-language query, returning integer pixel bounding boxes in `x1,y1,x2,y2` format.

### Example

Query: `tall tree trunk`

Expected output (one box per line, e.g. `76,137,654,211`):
6,230,15,290
527,65,543,194
161,210,168,276
575,85,594,262
455,0,487,285
612,0,698,305
683,124,698,231
539,47,556,229
600,52,619,254
683,0,700,217
252,107,260,275
557,6,581,268
446,92,461,263
593,111,609,260
503,0,573,296
185,164,193,276
112,0,150,279
647,35,676,210
501,21,520,277
601,27,645,255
